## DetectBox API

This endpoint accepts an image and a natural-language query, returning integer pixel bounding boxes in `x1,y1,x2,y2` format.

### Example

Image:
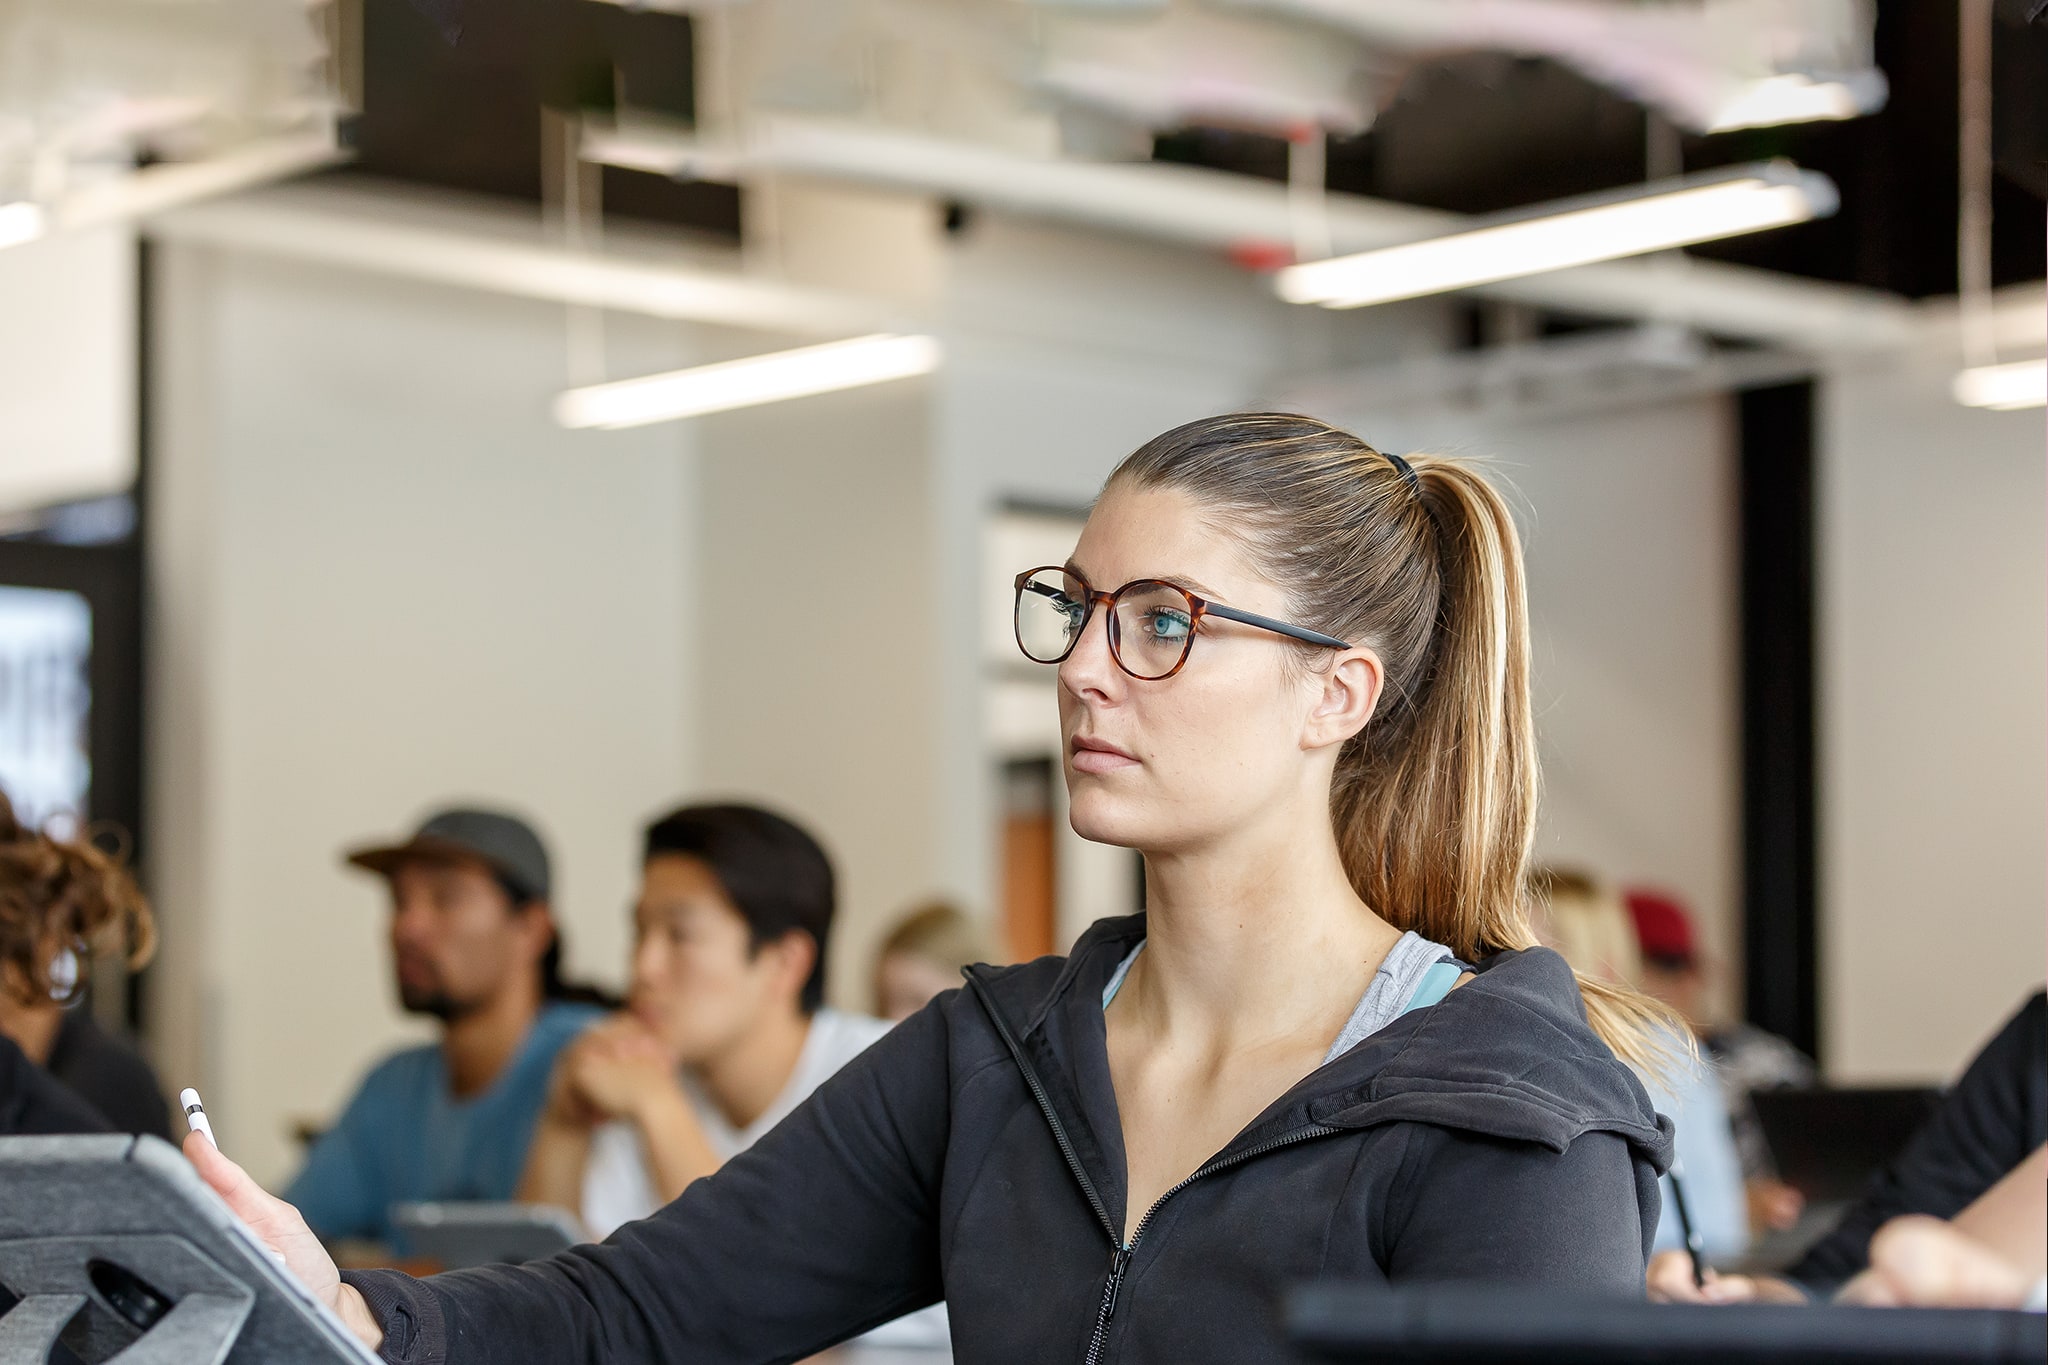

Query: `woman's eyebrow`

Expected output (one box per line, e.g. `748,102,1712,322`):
1063,560,1221,597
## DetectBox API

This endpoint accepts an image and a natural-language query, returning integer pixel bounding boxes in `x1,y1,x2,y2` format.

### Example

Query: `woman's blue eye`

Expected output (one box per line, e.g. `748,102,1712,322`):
1144,609,1192,641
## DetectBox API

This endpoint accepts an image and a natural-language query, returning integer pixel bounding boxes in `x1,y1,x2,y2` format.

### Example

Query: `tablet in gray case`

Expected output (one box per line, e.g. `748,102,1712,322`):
0,1133,382,1365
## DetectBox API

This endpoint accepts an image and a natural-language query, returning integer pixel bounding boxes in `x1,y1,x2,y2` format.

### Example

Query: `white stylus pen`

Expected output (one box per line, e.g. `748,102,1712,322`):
179,1087,218,1148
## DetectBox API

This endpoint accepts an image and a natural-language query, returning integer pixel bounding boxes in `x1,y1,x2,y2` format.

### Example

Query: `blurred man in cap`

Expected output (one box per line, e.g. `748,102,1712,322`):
285,807,605,1246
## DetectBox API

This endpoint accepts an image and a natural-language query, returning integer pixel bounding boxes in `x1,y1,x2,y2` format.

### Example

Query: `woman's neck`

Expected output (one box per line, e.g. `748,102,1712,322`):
1125,808,1401,1054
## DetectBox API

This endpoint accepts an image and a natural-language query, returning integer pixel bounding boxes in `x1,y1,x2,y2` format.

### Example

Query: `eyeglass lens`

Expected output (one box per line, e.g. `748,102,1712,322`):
1014,569,1196,680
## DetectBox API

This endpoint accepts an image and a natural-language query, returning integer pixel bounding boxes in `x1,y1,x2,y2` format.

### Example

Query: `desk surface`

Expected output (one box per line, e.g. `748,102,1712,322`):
817,1345,951,1365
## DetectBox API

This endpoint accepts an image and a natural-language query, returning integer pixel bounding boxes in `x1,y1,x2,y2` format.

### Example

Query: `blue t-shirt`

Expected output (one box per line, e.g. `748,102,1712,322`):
286,1001,602,1244
1646,1035,1749,1261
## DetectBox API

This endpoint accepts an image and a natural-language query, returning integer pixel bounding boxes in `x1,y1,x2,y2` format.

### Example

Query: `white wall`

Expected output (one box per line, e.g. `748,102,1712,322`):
0,223,135,514
1819,321,2047,1083
1363,396,1743,1018
690,377,946,1014
147,240,698,1187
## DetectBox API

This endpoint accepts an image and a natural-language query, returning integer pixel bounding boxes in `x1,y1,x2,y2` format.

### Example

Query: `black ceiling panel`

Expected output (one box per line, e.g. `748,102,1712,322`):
347,0,737,239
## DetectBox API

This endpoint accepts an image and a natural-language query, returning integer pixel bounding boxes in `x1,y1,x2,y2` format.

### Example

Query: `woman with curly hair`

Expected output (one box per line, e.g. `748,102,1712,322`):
0,790,164,1136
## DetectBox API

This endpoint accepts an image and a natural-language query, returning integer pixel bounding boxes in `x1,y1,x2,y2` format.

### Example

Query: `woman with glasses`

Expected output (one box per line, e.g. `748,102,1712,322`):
189,413,1675,1365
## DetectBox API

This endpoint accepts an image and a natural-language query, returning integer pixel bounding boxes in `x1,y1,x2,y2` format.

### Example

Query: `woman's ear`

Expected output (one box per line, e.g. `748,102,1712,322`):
1303,648,1383,754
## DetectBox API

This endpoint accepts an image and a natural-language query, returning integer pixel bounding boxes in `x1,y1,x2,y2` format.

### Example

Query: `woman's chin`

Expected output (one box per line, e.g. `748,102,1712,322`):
1066,797,1148,850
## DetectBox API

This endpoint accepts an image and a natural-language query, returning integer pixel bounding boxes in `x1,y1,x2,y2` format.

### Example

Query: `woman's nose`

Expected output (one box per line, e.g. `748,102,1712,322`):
1058,599,1121,699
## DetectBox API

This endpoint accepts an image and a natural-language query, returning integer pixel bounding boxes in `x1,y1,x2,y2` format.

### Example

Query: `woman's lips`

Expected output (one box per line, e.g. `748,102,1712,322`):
1070,737,1139,774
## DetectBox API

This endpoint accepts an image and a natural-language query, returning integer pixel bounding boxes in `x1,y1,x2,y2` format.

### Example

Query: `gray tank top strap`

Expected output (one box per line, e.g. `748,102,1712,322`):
1322,930,1461,1063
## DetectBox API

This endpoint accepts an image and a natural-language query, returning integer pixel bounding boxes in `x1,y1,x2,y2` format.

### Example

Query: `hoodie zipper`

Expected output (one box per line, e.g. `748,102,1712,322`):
968,973,1344,1365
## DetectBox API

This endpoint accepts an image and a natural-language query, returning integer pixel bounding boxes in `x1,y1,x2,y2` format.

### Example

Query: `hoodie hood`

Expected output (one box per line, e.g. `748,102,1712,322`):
967,913,1675,1176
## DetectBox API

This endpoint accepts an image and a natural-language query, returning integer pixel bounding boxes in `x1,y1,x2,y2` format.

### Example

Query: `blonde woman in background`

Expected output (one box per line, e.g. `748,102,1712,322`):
872,901,993,1023
1528,866,1747,1264
1526,867,1643,987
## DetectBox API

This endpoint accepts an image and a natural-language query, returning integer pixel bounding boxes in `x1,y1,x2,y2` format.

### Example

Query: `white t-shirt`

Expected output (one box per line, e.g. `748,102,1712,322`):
581,1007,894,1238
579,1009,948,1348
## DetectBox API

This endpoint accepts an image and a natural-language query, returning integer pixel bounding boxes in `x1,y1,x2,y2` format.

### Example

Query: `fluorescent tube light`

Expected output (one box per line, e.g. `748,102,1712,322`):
1952,358,2047,411
1707,76,1865,133
1275,163,1838,311
0,202,46,251
554,333,941,430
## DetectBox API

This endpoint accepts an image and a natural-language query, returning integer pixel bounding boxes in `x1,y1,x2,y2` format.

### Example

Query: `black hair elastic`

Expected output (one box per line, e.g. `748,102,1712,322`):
1385,451,1422,495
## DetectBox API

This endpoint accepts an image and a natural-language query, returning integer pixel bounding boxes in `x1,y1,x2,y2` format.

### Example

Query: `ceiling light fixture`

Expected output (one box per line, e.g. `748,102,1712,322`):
554,333,941,430
0,202,46,251
1275,162,1837,311
1707,75,1870,133
1951,358,2047,411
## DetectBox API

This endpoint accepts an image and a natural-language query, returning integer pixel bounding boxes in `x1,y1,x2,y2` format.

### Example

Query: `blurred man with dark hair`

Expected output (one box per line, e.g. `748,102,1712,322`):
287,807,604,1245
519,802,887,1237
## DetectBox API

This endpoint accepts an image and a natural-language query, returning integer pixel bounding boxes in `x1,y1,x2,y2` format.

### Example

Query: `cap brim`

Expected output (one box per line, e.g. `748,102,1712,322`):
344,836,508,883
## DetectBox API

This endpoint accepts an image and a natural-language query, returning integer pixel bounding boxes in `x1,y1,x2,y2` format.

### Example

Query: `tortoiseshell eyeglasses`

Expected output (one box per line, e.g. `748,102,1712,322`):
1012,566,1351,681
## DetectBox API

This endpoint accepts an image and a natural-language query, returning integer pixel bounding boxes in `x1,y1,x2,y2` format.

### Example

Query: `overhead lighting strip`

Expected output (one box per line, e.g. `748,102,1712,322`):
1951,358,2047,412
0,202,47,251
1275,162,1838,310
555,333,942,430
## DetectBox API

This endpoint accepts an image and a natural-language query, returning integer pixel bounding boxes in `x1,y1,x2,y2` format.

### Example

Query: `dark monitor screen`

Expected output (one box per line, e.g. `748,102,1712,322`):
0,582,92,831
1288,1283,2046,1365
1749,1086,1943,1205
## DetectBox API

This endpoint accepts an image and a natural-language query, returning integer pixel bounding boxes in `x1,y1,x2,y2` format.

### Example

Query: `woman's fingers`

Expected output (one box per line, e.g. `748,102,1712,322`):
1836,1268,1902,1308
182,1132,346,1310
183,1130,281,1228
1698,1273,1762,1304
1645,1253,1775,1306
1645,1250,1710,1302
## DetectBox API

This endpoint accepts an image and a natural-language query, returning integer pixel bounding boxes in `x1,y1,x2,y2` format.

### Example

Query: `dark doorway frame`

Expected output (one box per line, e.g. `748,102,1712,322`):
1737,380,1821,1061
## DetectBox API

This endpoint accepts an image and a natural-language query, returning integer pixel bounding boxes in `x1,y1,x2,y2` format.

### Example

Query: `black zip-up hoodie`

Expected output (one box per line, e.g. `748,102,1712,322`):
346,914,1674,1364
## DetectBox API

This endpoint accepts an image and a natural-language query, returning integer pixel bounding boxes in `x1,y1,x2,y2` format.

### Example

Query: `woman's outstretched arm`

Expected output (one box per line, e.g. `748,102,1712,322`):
196,999,960,1365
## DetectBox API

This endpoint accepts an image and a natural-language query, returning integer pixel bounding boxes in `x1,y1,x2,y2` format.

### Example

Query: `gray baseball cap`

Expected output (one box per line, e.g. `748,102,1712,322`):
344,806,551,903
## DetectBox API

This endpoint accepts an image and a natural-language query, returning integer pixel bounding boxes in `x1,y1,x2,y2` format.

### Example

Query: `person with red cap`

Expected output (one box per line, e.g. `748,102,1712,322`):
1624,888,1814,1235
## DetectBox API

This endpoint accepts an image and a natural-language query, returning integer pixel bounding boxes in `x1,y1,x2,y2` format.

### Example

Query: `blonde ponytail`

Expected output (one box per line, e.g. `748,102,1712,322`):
1112,413,1675,1072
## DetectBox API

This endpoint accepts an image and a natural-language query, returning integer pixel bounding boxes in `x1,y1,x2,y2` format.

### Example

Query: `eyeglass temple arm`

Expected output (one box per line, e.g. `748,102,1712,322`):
1020,574,1348,650
1201,601,1351,650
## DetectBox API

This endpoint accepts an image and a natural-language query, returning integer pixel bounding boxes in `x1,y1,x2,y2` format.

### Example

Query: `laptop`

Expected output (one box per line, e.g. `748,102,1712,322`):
389,1201,585,1270
1749,1086,1942,1204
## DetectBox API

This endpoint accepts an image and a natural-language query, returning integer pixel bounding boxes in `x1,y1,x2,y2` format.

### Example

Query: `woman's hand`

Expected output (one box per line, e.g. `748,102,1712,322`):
1645,1250,1807,1305
183,1132,385,1351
